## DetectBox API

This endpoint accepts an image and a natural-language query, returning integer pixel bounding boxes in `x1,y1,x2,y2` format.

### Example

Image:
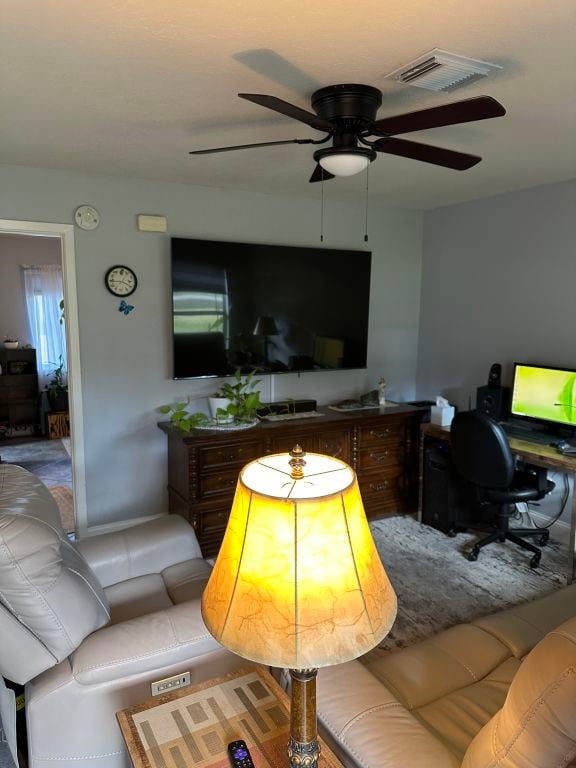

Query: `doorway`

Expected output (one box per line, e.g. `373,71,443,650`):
0,219,87,535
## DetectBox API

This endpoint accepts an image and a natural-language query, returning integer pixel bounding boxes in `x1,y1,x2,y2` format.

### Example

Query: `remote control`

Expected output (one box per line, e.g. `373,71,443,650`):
227,739,255,768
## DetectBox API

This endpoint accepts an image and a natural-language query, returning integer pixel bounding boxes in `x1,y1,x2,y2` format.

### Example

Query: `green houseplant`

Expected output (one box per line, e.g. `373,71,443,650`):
46,357,69,411
159,369,262,432
208,369,262,424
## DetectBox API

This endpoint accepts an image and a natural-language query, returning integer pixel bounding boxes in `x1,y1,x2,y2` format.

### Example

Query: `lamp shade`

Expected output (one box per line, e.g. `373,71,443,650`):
252,315,279,336
201,451,397,669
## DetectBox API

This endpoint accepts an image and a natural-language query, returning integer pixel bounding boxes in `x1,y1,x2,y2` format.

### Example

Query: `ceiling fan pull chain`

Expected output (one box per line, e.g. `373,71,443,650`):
320,170,325,242
364,163,370,243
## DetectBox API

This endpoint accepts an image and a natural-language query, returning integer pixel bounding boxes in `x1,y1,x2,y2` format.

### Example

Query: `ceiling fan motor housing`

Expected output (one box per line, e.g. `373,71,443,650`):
311,84,383,131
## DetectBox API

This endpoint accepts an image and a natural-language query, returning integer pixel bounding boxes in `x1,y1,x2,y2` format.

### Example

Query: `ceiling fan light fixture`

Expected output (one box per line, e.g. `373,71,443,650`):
314,146,376,177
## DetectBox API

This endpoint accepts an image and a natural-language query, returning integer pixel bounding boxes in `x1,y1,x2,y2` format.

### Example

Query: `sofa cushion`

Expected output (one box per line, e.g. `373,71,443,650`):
318,660,461,768
365,624,510,710
472,583,576,658
0,513,110,662
104,559,212,623
462,617,576,768
416,656,520,759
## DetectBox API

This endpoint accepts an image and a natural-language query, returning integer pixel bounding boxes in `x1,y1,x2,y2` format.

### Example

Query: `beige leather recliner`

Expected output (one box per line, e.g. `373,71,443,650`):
0,463,241,768
317,582,576,767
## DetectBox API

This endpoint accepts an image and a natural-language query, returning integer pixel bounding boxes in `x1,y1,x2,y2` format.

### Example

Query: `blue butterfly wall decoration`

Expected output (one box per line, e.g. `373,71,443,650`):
118,300,135,316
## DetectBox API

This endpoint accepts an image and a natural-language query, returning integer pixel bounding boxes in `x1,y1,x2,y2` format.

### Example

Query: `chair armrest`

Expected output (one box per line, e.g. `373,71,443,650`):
71,601,226,685
75,515,204,588
318,661,460,768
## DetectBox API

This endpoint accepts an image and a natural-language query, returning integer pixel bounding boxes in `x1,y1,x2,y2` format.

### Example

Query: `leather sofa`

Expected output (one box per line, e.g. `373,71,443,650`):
0,463,242,768
318,581,576,767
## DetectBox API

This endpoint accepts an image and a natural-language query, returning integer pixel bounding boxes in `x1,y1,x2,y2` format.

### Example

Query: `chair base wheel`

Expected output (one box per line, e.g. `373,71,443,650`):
467,548,479,562
538,532,550,547
530,553,541,569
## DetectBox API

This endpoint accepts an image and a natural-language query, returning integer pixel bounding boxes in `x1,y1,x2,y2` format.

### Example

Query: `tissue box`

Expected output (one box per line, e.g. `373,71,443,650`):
430,405,455,427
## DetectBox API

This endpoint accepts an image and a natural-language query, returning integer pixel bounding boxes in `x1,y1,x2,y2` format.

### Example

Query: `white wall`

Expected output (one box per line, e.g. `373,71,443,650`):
417,179,576,407
0,233,62,344
0,165,423,528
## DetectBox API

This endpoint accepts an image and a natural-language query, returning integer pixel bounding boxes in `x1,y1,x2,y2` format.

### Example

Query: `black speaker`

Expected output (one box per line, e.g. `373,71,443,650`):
488,363,502,386
476,385,510,421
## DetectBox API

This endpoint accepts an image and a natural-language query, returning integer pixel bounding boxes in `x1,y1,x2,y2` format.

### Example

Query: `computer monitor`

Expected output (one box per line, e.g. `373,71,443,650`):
511,363,576,431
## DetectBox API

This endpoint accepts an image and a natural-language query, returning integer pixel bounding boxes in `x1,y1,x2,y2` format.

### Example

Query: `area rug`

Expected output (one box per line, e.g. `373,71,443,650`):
47,485,75,534
366,515,568,661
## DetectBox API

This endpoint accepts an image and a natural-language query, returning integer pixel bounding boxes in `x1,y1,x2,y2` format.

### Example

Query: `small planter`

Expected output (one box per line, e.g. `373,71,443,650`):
48,391,69,412
208,396,234,424
4,340,19,350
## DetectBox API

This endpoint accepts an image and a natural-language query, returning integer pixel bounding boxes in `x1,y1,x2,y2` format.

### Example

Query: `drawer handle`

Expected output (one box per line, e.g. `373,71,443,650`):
370,480,389,492
215,477,236,487
369,450,390,462
370,428,391,438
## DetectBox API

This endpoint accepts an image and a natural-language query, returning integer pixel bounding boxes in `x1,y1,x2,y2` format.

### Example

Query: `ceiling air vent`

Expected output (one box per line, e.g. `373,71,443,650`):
385,49,502,92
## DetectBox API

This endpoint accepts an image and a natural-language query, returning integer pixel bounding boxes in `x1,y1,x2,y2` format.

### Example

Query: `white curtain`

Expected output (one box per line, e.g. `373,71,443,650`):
22,264,67,389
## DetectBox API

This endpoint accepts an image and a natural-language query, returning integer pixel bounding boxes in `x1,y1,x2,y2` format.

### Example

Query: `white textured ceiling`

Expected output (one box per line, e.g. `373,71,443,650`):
1,0,575,208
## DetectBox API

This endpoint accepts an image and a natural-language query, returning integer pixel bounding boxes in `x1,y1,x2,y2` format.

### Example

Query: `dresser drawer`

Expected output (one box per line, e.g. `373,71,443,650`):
358,421,405,446
198,440,264,470
318,430,350,461
199,469,239,500
358,442,403,471
359,467,405,509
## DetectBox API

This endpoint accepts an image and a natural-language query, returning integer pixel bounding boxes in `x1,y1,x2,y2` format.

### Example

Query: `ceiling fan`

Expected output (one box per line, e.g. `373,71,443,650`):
189,84,506,182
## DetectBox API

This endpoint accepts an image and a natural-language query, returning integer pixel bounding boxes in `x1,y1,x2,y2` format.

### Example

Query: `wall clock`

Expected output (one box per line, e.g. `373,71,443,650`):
105,265,138,297
74,205,100,230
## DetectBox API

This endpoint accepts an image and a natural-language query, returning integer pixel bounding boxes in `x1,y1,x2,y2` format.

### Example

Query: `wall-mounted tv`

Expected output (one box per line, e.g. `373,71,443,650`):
171,238,372,379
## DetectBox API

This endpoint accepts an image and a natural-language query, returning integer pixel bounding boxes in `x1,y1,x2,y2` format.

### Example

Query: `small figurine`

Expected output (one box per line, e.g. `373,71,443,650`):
378,377,387,406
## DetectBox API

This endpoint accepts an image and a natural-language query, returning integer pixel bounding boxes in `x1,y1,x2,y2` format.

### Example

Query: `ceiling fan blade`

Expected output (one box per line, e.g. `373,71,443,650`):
239,93,333,132
309,164,335,183
374,137,481,170
372,96,506,136
189,138,315,155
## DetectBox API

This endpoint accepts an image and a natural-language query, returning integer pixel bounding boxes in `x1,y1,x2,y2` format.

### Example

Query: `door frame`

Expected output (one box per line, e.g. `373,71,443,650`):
0,219,87,535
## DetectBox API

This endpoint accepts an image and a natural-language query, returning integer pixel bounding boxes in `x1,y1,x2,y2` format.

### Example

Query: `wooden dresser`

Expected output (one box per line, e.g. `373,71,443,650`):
159,404,424,556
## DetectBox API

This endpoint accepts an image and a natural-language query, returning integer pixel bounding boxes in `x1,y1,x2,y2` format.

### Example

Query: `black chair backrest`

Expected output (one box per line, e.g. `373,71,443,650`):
450,410,514,489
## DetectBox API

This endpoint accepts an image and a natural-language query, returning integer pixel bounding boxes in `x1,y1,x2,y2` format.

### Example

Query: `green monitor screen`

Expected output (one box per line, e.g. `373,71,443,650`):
511,363,576,427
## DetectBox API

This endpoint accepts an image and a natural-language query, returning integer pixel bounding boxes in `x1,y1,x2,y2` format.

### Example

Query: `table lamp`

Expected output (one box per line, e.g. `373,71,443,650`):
252,315,279,367
201,445,397,768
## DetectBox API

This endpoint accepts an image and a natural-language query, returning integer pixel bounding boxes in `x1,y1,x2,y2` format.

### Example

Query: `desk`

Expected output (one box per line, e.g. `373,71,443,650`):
421,422,576,584
117,665,343,768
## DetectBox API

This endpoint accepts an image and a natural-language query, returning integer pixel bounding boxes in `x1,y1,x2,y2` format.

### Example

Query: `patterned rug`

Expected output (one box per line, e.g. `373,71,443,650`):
366,515,567,661
47,485,75,534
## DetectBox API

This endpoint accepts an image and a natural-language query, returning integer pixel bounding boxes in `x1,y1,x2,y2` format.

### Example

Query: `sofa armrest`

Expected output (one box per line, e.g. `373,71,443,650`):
318,661,460,768
75,515,203,588
71,601,226,684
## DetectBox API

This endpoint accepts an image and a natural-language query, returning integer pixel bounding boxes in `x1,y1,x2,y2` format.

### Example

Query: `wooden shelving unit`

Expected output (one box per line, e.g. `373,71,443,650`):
0,348,39,436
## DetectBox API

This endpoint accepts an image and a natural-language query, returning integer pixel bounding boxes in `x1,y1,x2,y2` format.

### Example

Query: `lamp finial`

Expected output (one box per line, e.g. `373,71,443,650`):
289,444,306,479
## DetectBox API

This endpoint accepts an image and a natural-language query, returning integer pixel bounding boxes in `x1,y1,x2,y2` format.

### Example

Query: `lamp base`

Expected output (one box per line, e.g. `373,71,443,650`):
288,669,320,768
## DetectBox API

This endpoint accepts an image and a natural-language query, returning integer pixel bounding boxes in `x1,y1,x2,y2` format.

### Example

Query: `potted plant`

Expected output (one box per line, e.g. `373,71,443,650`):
3,337,19,350
208,369,262,424
46,357,69,411
158,399,210,432
159,369,263,432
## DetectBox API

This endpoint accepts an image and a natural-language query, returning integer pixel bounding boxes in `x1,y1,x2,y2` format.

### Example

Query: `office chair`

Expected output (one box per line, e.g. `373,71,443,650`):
450,410,554,568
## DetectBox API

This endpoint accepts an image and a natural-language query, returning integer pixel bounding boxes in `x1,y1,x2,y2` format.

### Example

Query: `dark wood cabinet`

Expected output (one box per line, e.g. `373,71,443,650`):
0,348,39,435
159,405,423,556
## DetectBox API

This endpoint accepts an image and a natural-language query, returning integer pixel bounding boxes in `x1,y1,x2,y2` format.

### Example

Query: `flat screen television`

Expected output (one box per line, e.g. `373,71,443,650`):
171,238,371,379
510,362,576,431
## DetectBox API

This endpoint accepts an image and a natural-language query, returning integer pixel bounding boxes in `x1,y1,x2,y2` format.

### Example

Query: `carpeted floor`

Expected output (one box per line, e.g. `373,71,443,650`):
366,515,567,661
